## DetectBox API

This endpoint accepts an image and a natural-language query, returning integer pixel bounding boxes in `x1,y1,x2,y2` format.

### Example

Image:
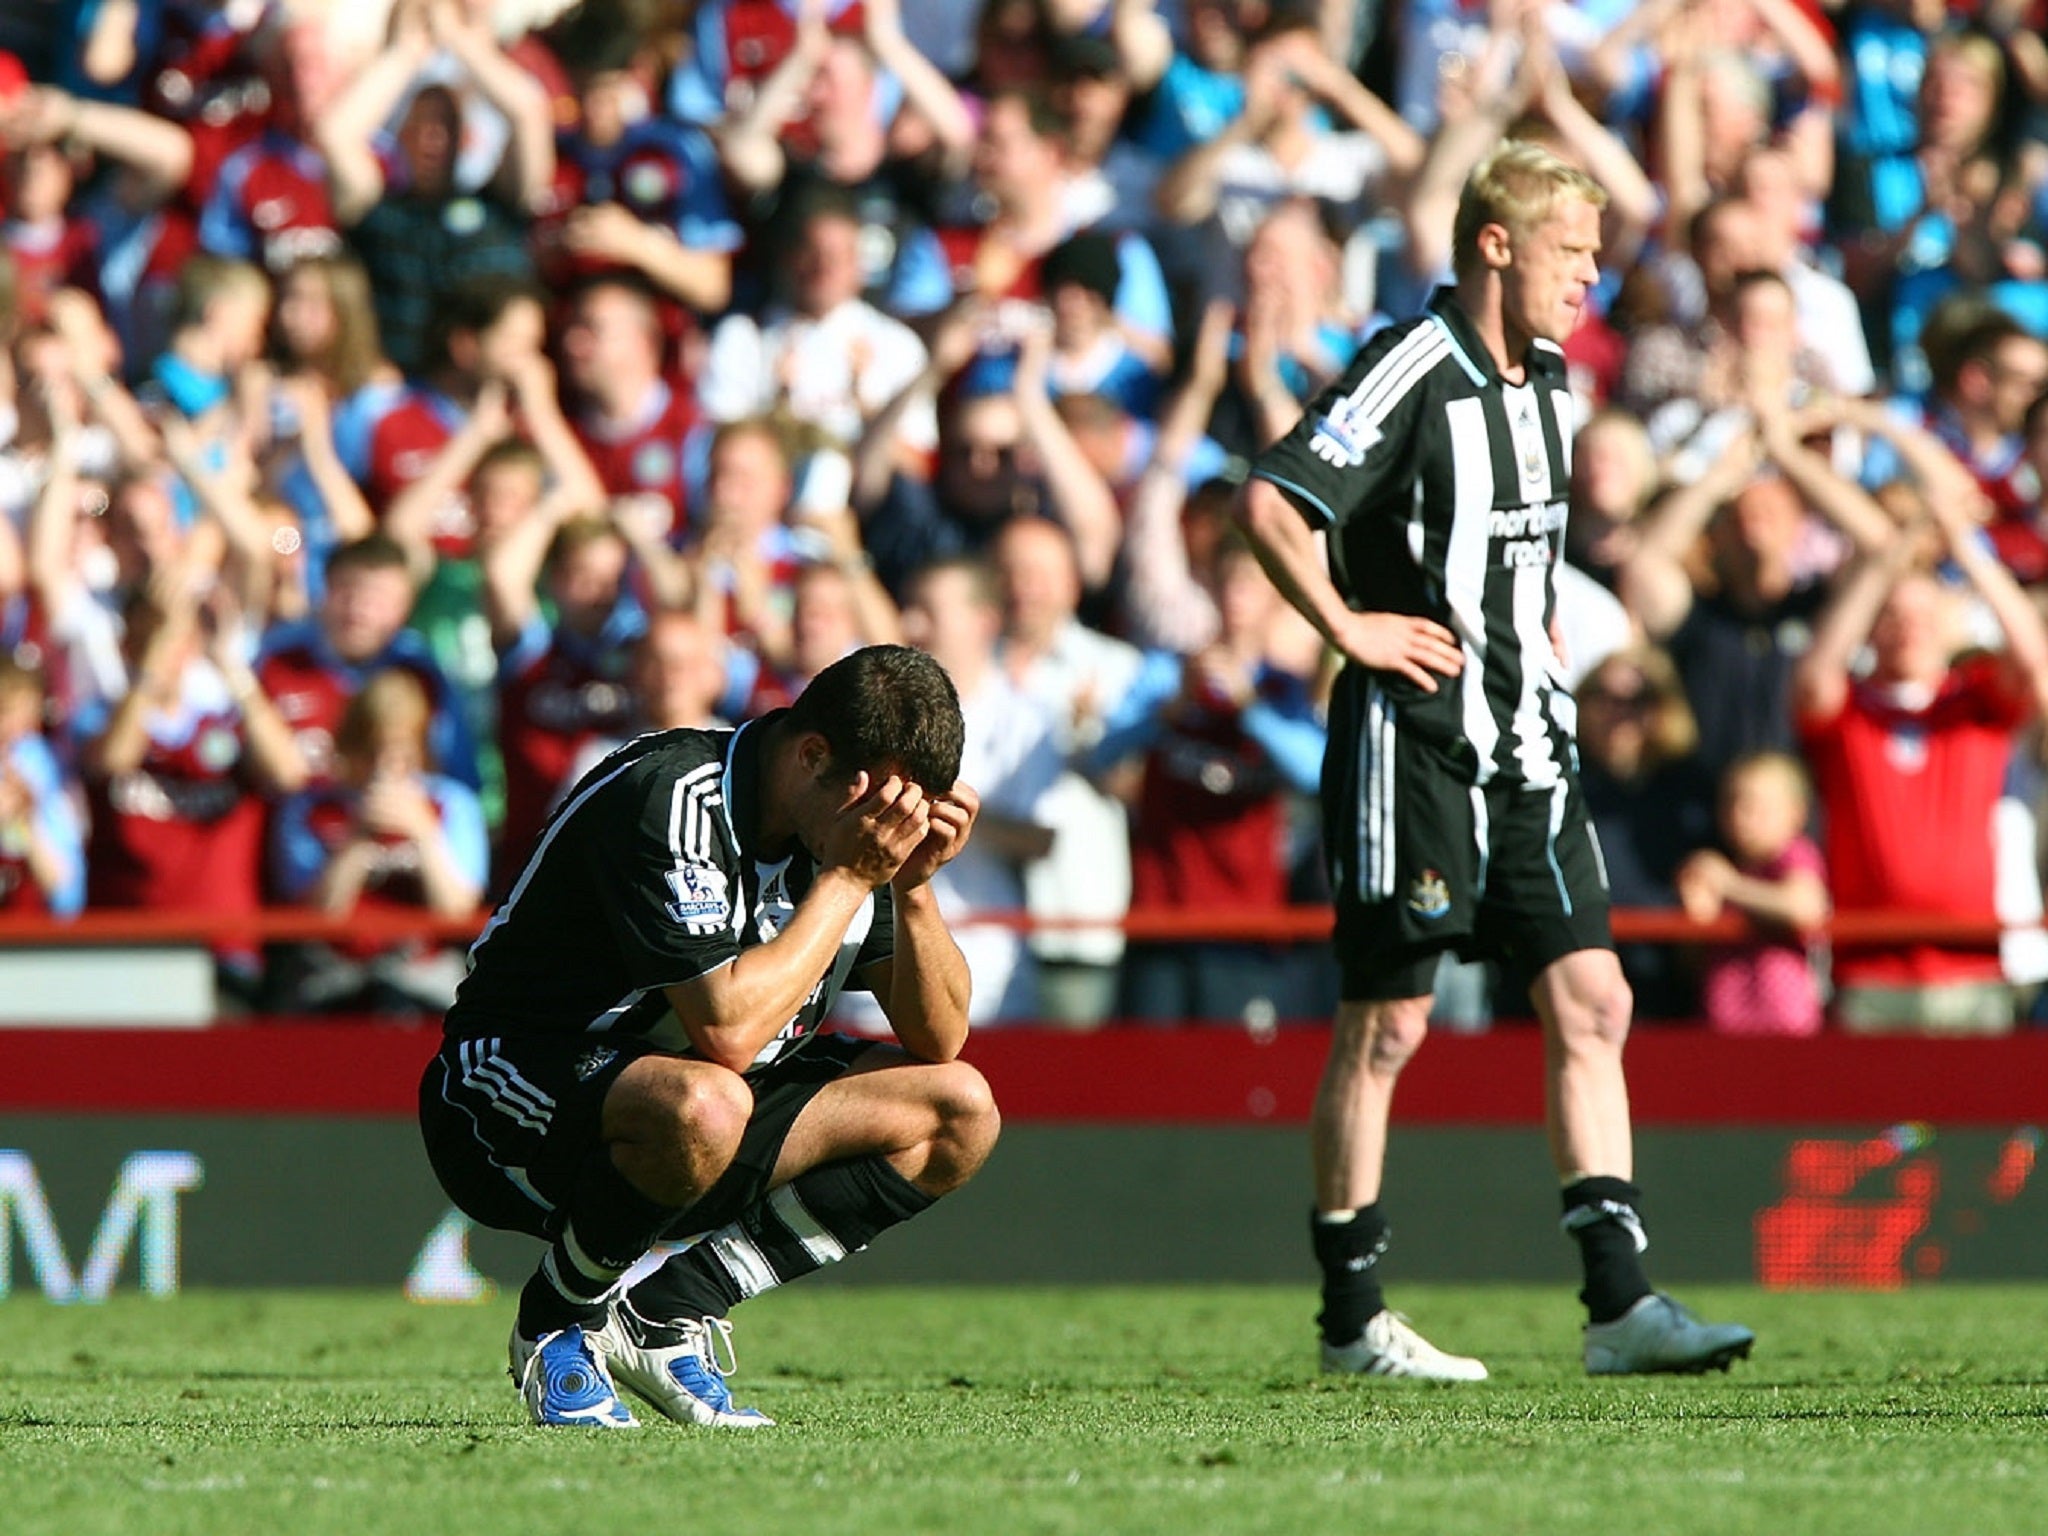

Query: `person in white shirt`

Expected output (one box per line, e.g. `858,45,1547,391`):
697,191,936,510
993,517,1144,1026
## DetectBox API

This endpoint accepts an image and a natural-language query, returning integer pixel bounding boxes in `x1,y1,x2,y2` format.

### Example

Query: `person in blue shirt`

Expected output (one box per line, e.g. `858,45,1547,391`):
0,656,86,918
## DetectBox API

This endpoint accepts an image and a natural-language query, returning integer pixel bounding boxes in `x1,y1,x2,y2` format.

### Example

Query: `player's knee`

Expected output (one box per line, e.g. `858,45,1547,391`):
672,1067,754,1161
1366,1000,1430,1075
924,1061,1001,1188
1560,973,1633,1054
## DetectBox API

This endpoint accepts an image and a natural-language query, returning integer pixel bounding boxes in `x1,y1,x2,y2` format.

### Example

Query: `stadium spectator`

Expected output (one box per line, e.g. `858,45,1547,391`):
271,666,487,1013
1154,12,1422,308
256,531,479,790
1086,527,1327,1024
723,511,902,719
1565,408,1658,593
889,555,1063,1024
697,190,936,497
915,88,1173,372
0,79,194,347
1676,750,1828,1038
315,0,550,374
1112,0,1258,163
542,37,739,316
1622,406,1893,784
484,506,644,866
1795,456,2048,1035
1832,26,2044,391
0,652,83,916
993,514,1142,1027
335,275,554,523
558,605,732,793
259,253,386,599
560,275,699,537
78,572,307,996
1047,33,1160,239
715,0,971,316
1891,306,2048,580
1574,644,1719,998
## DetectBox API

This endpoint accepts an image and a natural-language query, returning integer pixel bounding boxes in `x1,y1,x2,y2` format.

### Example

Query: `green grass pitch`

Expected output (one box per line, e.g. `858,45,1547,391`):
2,1285,2045,1536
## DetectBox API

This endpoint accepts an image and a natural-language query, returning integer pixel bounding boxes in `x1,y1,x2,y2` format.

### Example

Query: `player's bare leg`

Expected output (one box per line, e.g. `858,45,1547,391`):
510,1058,755,1429
1310,996,1486,1381
606,1047,999,1424
1532,948,1754,1374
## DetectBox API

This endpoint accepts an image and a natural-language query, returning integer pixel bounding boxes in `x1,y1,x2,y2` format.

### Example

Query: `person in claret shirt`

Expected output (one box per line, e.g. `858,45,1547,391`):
1794,473,2048,1035
561,275,698,539
543,37,739,317
484,512,645,885
1084,527,1329,1025
271,666,486,1014
77,574,308,996
0,655,84,918
333,275,552,526
2,83,202,367
1677,750,1829,1038
255,531,479,790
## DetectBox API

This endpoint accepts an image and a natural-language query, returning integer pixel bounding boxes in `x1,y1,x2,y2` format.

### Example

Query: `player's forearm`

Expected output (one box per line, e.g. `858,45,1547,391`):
880,883,971,1061
1234,479,1354,648
668,869,876,1071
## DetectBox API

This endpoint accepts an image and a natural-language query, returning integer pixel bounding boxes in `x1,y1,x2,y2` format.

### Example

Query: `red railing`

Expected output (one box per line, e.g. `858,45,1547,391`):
0,905,2012,948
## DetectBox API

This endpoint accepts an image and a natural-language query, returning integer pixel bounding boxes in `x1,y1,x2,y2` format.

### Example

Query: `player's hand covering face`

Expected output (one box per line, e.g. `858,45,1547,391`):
819,772,933,888
891,782,980,892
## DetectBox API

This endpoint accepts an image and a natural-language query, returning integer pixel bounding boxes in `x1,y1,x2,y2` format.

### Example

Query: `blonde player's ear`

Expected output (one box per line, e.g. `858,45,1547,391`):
1478,221,1514,272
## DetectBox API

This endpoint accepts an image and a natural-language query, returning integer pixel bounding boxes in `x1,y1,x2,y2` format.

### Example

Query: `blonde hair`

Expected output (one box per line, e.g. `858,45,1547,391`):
1452,141,1609,278
335,668,433,771
278,254,388,397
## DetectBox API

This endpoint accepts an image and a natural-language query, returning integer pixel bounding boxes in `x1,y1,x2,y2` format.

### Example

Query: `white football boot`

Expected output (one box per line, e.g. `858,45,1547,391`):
1583,1293,1755,1375
1320,1310,1490,1381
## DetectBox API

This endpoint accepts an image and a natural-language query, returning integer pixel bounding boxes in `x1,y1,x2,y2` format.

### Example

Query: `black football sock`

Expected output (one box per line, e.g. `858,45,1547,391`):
1561,1176,1654,1324
1311,1205,1391,1346
516,1153,680,1341
630,1155,937,1322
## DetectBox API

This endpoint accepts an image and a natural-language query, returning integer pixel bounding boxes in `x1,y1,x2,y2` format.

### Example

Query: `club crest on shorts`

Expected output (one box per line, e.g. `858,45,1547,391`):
664,861,729,926
1407,869,1452,920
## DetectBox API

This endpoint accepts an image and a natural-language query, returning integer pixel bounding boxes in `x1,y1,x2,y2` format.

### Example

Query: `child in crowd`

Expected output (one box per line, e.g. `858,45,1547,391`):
271,667,487,1013
0,655,84,916
1676,751,1829,1036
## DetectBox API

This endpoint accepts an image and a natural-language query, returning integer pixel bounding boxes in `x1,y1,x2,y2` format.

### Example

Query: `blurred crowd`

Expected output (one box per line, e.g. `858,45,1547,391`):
1,0,2047,1033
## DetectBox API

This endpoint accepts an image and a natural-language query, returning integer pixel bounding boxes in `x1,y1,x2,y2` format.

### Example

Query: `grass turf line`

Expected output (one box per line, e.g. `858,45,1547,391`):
1,1285,2044,1536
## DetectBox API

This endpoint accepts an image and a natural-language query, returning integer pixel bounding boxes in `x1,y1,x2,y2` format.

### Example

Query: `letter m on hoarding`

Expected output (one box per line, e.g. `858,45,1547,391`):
0,1151,205,1301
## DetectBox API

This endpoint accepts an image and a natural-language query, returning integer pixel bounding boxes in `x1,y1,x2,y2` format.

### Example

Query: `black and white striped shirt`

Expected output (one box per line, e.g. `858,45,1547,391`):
1251,288,1578,789
445,714,895,1069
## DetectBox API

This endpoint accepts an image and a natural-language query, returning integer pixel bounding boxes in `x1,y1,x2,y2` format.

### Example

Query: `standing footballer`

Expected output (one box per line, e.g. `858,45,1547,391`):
420,644,999,1426
1236,142,1754,1379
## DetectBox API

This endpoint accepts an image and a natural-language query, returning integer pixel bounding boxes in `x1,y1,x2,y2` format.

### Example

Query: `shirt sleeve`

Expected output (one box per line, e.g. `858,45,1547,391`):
583,760,748,991
1247,318,1435,532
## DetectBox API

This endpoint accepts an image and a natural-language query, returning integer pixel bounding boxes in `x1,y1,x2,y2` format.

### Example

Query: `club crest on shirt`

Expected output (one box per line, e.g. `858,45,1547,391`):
664,860,729,925
1407,869,1452,920
573,1047,618,1082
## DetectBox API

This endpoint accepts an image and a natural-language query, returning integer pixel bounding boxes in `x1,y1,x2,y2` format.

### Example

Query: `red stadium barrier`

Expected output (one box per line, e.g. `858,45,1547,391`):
1,1021,2041,1126
0,904,2013,948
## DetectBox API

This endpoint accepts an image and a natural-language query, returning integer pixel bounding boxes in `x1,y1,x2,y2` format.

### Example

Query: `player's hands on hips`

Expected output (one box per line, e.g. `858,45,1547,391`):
891,782,980,893
822,773,932,888
1335,611,1465,693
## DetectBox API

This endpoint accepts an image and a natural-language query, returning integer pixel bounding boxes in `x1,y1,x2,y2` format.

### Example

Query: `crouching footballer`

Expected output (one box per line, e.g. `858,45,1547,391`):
419,645,999,1427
